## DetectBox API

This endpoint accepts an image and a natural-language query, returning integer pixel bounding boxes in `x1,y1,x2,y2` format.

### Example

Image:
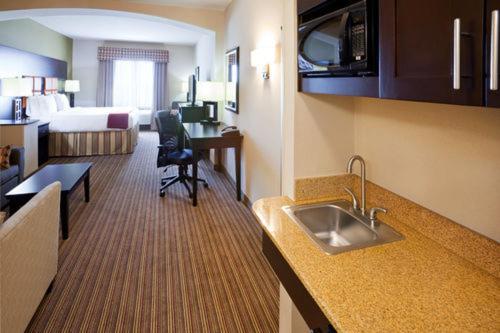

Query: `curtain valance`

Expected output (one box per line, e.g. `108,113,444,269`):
98,47,169,63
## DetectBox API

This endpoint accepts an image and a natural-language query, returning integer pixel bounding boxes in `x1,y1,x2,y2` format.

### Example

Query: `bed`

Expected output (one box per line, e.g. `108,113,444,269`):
27,93,139,157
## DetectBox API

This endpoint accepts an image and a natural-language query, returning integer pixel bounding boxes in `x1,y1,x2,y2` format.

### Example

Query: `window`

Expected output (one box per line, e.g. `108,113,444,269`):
113,60,154,109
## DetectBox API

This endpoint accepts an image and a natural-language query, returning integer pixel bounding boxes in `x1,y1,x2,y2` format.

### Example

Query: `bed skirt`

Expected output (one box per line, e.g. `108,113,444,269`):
49,124,139,157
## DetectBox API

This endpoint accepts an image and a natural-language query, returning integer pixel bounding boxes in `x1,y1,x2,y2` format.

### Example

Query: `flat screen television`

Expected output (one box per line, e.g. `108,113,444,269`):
188,74,196,106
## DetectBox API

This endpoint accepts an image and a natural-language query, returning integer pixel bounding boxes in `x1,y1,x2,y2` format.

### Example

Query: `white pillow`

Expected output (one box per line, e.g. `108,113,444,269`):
53,93,71,111
27,95,58,121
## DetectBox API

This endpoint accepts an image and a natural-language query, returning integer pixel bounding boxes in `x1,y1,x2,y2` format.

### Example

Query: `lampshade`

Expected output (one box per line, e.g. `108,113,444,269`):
197,81,224,101
65,80,80,92
181,81,189,93
0,77,33,97
250,47,277,67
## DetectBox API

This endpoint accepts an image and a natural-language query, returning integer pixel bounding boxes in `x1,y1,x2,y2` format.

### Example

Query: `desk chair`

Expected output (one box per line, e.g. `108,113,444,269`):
155,111,208,198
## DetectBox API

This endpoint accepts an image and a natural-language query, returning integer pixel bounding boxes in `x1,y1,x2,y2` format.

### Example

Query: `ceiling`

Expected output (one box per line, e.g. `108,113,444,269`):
125,0,232,10
31,14,208,45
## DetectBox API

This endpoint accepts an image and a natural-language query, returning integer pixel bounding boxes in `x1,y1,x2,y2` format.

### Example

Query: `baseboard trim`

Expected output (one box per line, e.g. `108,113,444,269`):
207,159,252,210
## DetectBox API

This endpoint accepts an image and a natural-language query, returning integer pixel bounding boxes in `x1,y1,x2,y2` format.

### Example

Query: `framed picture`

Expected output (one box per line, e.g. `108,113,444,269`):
225,47,239,114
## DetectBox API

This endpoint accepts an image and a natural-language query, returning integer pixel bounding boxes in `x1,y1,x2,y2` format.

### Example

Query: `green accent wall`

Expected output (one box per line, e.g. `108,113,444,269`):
0,19,73,78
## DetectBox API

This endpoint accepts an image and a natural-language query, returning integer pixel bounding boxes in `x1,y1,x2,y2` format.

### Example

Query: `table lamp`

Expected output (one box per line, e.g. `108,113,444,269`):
196,81,224,122
64,80,80,107
0,77,33,120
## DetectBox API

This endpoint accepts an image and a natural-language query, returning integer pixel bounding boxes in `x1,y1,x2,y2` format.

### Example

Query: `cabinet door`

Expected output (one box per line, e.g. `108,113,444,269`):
297,0,324,14
380,0,484,106
486,0,500,107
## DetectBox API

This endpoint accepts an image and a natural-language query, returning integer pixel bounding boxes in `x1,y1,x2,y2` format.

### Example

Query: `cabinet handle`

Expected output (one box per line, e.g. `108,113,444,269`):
453,18,461,90
490,10,499,91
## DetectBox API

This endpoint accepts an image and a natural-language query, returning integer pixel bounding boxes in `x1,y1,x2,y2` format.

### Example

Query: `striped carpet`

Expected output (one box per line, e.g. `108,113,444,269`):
27,131,279,333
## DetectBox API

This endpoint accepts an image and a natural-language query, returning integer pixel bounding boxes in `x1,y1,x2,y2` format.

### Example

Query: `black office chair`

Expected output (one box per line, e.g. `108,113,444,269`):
155,110,208,198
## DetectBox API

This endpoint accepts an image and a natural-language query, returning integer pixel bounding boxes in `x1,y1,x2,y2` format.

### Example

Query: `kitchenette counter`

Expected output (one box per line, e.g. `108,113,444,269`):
252,176,500,332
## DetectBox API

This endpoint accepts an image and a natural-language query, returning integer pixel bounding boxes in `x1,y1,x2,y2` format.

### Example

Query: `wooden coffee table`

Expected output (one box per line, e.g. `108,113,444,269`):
6,163,92,239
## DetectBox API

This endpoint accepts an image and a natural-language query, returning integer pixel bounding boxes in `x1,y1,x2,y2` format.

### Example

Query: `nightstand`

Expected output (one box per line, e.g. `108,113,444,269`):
0,119,39,177
38,122,50,165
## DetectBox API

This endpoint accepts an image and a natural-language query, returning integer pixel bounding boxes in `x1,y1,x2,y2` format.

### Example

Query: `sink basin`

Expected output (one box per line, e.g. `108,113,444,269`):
282,200,404,255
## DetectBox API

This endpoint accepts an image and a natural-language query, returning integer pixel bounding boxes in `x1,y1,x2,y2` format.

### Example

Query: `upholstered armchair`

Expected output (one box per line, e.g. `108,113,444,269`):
0,182,61,333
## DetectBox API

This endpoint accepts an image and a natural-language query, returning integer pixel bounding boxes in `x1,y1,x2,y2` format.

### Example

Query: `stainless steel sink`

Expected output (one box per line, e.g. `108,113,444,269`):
282,200,404,255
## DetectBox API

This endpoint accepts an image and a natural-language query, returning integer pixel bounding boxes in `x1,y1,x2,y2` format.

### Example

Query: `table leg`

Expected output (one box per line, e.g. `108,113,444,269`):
214,148,222,172
8,198,24,216
192,149,198,206
235,145,242,201
84,171,90,203
61,194,69,239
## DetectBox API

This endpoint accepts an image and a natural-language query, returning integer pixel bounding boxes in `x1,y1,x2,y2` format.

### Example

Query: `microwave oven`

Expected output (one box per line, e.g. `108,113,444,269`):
298,0,378,77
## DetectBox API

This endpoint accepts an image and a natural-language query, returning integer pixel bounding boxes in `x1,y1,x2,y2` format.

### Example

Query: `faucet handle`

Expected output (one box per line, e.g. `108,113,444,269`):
369,207,387,221
343,187,359,211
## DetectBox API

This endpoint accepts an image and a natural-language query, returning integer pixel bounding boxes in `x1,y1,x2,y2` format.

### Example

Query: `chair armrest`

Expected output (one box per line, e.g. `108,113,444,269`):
9,147,25,181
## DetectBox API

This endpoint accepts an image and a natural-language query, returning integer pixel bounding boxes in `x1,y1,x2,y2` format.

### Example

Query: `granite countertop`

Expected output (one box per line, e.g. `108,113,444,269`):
253,193,500,332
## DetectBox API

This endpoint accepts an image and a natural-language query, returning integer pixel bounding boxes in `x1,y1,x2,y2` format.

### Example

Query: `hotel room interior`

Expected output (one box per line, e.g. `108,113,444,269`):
0,1,498,332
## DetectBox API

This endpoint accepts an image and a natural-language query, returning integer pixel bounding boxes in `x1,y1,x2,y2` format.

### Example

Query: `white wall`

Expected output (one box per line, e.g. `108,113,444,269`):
222,0,283,203
72,39,103,107
195,34,216,81
72,39,195,107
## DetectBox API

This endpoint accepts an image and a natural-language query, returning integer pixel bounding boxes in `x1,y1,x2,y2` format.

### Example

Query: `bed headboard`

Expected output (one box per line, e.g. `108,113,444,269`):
0,44,67,119
44,77,59,95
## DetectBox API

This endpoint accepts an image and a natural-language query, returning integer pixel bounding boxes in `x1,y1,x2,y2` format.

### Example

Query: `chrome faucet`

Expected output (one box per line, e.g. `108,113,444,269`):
346,155,366,215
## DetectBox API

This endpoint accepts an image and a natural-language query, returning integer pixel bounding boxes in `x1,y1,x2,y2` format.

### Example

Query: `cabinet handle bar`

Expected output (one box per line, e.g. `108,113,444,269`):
453,18,461,90
490,10,499,91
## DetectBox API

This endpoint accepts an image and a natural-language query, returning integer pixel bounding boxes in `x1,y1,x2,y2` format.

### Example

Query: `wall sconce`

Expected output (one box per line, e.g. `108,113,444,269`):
251,46,277,79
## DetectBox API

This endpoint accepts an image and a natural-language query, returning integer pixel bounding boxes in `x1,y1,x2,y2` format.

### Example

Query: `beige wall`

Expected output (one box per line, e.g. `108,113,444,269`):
354,98,500,242
221,0,283,203
282,0,355,197
0,18,73,78
0,1,225,81
281,0,499,243
294,94,355,178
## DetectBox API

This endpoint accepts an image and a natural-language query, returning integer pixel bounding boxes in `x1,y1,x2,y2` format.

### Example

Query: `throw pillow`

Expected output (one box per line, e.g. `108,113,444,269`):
0,145,11,169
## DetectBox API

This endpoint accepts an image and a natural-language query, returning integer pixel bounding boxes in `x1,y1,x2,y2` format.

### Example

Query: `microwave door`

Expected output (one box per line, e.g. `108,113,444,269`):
300,12,350,69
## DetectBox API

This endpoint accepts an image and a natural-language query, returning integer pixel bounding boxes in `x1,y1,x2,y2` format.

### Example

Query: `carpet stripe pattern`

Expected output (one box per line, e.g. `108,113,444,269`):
27,131,279,332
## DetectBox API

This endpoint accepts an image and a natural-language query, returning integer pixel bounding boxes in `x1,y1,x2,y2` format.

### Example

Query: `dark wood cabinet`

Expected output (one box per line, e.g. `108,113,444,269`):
301,76,379,97
297,0,325,14
379,0,484,106
262,232,334,332
38,122,49,166
485,0,500,107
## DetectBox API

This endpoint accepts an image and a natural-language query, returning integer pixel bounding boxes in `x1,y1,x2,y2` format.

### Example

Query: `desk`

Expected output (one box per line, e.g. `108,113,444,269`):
183,122,243,206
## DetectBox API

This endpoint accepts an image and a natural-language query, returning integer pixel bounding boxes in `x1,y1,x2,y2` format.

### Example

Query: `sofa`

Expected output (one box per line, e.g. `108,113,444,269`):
0,147,25,209
0,182,61,333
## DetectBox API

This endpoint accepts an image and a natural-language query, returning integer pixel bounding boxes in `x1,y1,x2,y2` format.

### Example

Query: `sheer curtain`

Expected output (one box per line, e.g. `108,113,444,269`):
112,60,154,109
151,62,169,130
96,60,114,107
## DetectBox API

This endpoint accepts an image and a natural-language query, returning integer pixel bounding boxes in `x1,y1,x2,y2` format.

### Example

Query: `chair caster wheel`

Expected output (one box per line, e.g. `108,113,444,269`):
203,183,209,188
160,191,165,197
